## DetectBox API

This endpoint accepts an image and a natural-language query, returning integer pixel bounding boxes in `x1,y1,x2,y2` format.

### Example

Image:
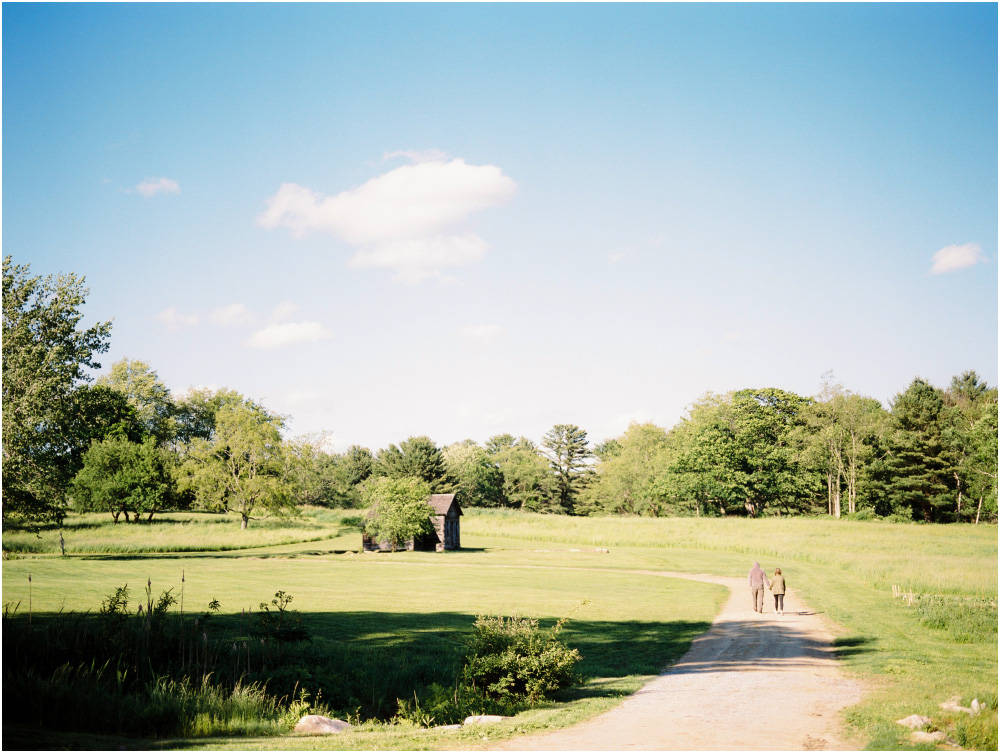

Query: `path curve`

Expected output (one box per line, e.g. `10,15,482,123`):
495,572,864,751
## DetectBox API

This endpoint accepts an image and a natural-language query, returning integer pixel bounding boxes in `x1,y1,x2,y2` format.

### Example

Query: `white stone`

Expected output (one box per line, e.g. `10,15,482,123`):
896,714,931,729
940,695,975,715
910,731,948,744
464,714,509,725
294,715,353,734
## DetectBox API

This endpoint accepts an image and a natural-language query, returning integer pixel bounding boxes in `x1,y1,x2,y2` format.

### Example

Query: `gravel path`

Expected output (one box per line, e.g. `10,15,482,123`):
495,572,864,751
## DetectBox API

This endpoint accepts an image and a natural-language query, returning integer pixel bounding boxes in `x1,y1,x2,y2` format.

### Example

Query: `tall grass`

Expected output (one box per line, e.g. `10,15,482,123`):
461,509,998,597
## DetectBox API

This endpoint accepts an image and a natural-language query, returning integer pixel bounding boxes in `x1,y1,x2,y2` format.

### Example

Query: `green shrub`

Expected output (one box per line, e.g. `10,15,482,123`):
460,613,582,707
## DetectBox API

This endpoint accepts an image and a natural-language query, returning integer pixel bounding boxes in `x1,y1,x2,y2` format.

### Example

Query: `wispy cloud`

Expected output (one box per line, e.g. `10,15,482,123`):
929,243,985,274
155,306,199,331
210,303,254,328
349,235,489,284
258,156,516,284
460,323,505,341
246,321,332,349
382,149,449,164
270,301,301,323
134,177,180,197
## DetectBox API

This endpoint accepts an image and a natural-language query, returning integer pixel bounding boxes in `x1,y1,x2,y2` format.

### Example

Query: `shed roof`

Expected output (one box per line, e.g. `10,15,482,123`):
428,493,462,516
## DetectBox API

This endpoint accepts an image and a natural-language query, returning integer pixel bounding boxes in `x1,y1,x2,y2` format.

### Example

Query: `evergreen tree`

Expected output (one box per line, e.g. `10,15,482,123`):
375,436,447,488
541,424,593,514
884,378,951,521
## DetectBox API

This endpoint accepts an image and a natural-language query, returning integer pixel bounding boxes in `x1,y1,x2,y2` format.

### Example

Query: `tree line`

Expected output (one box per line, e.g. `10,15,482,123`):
4,256,996,528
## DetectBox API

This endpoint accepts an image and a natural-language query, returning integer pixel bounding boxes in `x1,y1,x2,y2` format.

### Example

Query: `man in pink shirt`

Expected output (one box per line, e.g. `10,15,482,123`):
748,562,771,613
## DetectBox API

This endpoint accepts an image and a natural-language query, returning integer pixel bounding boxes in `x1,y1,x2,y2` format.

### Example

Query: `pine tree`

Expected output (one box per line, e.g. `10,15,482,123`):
884,379,951,521
541,424,593,514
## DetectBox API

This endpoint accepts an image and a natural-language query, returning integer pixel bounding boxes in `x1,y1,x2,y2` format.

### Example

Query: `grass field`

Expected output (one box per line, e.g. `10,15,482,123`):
2,509,996,750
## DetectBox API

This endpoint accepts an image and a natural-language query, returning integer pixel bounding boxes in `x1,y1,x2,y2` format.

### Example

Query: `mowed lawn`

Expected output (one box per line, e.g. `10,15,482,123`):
3,510,996,750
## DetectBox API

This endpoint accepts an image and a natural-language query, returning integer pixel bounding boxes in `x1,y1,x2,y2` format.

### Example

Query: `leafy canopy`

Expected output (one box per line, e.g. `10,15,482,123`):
361,476,433,551
2,256,112,525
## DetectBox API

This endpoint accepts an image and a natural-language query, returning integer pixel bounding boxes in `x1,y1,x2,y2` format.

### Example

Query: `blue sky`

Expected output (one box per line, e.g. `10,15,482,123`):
4,3,997,451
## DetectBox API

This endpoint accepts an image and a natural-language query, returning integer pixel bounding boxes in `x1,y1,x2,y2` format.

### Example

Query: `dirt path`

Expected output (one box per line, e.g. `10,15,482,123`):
495,572,864,751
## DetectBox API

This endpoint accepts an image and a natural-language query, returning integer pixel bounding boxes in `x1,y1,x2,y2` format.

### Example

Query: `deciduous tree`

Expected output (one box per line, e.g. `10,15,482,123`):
71,437,175,523
2,256,112,525
584,422,672,516
97,359,176,445
360,476,433,551
485,435,557,512
180,398,293,528
443,440,506,507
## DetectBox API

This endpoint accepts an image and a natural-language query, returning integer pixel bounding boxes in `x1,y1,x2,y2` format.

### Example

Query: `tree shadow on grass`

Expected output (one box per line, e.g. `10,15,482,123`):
833,635,875,658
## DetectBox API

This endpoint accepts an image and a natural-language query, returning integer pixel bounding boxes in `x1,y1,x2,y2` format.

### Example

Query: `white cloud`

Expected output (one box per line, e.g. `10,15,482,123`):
135,177,180,197
155,306,199,331
348,235,489,284
210,303,254,328
246,321,332,349
460,323,505,340
929,243,986,274
258,159,515,244
258,156,516,283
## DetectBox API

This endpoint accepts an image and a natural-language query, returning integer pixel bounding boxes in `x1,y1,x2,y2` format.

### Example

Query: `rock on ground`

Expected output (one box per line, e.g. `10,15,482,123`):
896,714,932,729
911,730,952,744
294,715,353,734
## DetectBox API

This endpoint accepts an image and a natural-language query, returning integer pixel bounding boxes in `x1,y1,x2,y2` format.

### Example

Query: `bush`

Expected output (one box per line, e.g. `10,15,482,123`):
460,613,582,707
842,508,875,521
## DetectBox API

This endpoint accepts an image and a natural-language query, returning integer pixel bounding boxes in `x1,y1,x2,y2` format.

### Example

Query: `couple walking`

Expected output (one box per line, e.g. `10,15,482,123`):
748,562,786,615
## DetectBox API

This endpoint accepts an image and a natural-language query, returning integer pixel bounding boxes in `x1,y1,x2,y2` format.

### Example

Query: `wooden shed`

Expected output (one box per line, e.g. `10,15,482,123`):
362,493,462,552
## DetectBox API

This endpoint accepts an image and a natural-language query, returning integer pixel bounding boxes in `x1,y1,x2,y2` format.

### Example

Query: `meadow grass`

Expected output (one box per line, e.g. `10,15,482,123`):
460,509,998,597
2,507,359,555
3,509,996,750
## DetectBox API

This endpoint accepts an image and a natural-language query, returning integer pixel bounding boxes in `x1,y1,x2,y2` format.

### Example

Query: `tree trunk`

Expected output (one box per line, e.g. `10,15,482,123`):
123,510,130,523
833,468,842,518
954,472,962,522
241,513,249,530
975,495,983,525
827,473,833,516
112,511,120,524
